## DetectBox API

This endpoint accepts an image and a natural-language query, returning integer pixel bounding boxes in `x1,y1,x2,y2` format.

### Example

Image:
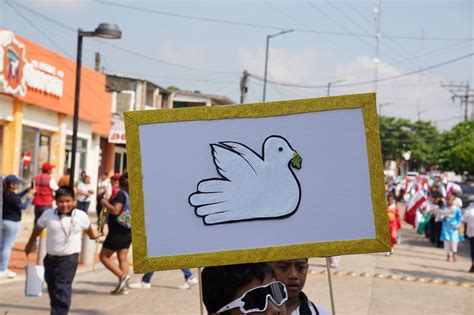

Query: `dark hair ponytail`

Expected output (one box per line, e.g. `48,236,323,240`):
119,172,128,188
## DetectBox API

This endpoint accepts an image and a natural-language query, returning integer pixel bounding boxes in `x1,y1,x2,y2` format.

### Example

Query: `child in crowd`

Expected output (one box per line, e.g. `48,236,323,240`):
202,263,288,314
386,194,401,256
271,259,321,315
25,186,99,315
439,193,463,262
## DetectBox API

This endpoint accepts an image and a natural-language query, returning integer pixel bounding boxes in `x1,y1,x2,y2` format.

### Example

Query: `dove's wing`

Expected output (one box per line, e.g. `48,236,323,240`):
220,141,264,171
211,143,262,181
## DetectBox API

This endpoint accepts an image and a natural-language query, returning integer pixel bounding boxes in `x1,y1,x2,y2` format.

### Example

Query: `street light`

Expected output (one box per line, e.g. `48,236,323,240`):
262,29,294,102
326,79,345,97
70,23,121,188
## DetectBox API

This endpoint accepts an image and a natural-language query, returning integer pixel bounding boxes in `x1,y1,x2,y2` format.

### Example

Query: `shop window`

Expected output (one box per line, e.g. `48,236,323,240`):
65,136,88,181
20,127,39,183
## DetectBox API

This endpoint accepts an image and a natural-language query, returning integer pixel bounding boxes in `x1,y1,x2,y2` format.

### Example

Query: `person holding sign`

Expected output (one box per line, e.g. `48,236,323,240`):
271,259,321,315
99,172,132,295
202,263,288,314
25,186,99,315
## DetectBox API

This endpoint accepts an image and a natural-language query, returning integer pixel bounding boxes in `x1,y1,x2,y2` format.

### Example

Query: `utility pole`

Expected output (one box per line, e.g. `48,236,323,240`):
240,70,249,104
373,0,381,93
441,82,474,121
416,27,424,121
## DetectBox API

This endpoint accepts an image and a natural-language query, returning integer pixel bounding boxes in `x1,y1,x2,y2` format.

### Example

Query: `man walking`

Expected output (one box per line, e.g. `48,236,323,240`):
32,162,59,224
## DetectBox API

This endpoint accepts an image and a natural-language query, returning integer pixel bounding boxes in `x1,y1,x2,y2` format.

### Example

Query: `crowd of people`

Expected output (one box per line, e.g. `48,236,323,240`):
387,173,474,273
0,162,199,314
2,163,473,314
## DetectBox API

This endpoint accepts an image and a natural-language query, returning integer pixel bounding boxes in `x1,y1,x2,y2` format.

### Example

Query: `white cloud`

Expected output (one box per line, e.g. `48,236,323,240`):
238,47,460,130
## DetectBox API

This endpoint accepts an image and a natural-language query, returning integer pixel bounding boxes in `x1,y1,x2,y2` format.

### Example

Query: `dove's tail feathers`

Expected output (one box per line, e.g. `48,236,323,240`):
189,191,228,207
195,202,230,216
197,179,229,193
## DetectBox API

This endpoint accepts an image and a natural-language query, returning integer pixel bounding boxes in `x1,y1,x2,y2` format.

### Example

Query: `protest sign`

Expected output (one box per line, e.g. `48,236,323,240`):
125,93,390,272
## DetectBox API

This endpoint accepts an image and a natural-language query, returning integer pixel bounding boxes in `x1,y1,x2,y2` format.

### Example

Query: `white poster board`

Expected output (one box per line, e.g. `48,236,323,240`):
125,94,389,272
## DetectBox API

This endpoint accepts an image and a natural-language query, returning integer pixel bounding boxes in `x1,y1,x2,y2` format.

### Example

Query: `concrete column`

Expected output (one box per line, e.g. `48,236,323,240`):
2,99,23,175
50,113,67,179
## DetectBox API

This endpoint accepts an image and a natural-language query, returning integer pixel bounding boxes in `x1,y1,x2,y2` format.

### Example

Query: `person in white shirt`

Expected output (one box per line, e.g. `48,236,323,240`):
462,202,474,273
25,186,99,315
76,175,94,213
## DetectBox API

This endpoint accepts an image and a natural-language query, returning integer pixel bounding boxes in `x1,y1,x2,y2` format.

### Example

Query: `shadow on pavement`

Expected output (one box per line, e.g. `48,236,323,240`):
76,281,116,287
73,288,110,295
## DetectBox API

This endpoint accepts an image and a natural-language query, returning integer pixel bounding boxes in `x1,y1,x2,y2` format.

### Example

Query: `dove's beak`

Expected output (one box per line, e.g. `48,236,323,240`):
290,151,302,169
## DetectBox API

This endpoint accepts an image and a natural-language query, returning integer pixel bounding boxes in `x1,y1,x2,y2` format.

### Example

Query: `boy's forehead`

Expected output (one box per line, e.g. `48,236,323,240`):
274,259,308,264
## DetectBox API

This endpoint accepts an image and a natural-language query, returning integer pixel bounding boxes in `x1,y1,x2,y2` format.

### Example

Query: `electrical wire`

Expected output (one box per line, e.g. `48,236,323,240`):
10,0,240,75
248,52,473,88
94,0,473,41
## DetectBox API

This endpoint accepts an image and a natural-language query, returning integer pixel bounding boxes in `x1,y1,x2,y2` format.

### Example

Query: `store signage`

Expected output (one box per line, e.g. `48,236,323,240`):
0,30,64,98
109,115,126,144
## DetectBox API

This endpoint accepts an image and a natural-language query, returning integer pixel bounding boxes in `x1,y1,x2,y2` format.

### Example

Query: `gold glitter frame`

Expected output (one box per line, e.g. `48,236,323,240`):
124,93,390,273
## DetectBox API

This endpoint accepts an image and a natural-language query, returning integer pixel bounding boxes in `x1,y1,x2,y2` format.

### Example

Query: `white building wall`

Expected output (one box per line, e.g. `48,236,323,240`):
22,103,59,132
0,95,13,121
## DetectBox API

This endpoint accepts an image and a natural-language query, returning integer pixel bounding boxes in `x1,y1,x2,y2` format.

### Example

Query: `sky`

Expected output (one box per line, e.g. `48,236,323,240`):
1,0,473,130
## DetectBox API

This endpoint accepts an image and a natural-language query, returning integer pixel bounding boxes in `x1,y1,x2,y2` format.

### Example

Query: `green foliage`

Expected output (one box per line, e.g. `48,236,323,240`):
379,116,474,173
167,85,181,92
378,116,440,169
437,120,474,173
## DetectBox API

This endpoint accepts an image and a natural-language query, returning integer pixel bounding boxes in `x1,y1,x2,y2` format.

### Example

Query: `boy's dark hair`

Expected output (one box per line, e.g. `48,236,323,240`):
202,263,275,314
55,185,75,200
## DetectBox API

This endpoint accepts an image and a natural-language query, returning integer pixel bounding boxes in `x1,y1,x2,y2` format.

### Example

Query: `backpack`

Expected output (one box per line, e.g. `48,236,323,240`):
116,190,131,229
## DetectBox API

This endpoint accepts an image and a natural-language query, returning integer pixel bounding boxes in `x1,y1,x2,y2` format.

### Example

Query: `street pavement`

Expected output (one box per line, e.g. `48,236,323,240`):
0,207,473,314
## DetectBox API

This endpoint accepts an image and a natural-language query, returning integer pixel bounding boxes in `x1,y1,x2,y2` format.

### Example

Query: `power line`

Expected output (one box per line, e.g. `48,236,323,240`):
95,0,473,41
248,52,473,88
10,0,240,75
5,0,73,58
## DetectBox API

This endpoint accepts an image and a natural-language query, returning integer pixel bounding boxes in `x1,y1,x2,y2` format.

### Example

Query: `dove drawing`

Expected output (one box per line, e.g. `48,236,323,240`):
189,135,302,225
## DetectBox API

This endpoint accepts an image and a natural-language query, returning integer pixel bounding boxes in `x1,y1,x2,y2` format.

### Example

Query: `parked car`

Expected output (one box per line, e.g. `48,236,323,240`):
455,182,474,208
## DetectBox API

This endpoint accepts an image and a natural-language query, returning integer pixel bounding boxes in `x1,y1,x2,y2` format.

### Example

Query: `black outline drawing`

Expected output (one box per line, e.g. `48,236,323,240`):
188,135,302,225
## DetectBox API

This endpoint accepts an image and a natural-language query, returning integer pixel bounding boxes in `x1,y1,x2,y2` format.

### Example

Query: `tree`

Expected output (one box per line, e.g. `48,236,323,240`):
379,116,440,171
379,116,413,161
437,120,474,174
409,120,440,169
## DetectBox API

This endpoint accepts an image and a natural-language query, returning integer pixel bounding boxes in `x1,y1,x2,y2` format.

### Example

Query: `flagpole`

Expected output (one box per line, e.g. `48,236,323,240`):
198,267,204,315
325,258,336,315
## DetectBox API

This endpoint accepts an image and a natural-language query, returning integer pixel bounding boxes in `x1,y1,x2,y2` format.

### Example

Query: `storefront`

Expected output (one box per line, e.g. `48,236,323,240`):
0,29,112,188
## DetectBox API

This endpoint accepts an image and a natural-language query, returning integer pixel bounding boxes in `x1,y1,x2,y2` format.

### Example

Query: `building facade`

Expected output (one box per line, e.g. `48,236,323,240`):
0,29,112,189
105,74,234,173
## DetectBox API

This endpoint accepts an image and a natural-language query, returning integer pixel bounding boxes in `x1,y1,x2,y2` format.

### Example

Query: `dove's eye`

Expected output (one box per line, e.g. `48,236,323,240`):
278,147,283,152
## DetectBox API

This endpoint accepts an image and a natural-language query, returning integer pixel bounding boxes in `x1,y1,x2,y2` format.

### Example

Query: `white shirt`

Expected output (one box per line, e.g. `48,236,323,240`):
97,179,112,199
77,182,93,202
49,177,59,191
37,208,90,256
462,204,474,237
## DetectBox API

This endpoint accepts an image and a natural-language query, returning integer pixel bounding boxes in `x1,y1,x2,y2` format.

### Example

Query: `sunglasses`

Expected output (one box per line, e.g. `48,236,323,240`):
217,281,288,314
